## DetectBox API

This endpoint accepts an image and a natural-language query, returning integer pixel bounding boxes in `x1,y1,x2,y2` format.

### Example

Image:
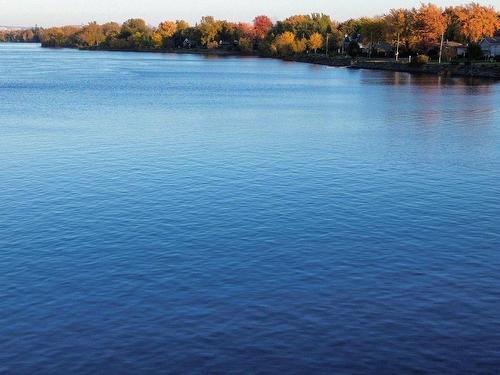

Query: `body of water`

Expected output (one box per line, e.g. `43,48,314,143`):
1,43,500,374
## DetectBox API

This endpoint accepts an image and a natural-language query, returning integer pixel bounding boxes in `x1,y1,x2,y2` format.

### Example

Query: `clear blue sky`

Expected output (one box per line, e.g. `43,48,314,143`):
1,0,499,27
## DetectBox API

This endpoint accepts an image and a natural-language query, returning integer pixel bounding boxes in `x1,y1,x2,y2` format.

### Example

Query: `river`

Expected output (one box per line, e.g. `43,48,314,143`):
1,43,500,374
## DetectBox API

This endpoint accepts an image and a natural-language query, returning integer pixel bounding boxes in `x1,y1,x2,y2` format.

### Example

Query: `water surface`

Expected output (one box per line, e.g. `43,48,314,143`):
1,43,500,374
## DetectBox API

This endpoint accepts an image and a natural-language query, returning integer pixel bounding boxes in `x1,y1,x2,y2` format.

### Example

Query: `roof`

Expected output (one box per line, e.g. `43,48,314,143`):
481,37,500,45
444,41,467,48
433,41,467,48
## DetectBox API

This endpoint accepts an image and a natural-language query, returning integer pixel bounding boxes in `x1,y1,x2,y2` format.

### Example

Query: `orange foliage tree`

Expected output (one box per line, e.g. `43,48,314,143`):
415,3,447,49
253,16,273,40
449,3,500,42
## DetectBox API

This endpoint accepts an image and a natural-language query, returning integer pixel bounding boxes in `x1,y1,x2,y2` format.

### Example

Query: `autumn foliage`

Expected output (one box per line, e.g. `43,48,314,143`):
3,2,498,60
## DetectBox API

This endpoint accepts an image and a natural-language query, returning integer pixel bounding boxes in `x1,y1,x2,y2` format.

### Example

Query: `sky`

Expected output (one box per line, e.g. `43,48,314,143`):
1,0,499,27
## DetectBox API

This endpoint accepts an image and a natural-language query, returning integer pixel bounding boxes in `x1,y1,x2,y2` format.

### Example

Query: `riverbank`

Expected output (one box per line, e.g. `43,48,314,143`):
287,54,500,79
77,46,500,80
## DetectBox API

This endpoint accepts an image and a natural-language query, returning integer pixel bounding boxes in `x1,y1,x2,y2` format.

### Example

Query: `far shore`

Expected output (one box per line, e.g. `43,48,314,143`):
3,41,498,80
76,45,500,80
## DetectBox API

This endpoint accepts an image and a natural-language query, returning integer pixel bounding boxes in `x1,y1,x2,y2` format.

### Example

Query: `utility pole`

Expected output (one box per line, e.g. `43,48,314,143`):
326,34,329,57
396,33,400,62
439,31,444,64
369,32,373,59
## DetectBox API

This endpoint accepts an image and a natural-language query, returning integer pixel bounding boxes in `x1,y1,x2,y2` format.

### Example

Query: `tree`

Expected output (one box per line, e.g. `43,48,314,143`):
79,22,104,46
217,21,236,43
117,19,152,49
180,27,202,47
295,37,307,53
415,3,446,50
308,32,324,53
234,23,255,40
279,15,317,38
102,22,121,38
347,40,361,57
152,21,177,48
40,26,80,47
157,21,177,38
172,20,190,47
449,4,500,42
358,17,386,44
120,19,149,39
253,15,273,40
311,13,333,35
238,37,253,53
467,43,483,59
176,20,190,31
198,16,221,47
339,18,362,36
273,31,297,57
384,9,418,56
40,27,65,47
325,28,344,54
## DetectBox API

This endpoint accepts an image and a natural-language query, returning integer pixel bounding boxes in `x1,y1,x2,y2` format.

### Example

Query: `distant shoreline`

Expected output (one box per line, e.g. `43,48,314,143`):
2,41,499,80
78,46,500,80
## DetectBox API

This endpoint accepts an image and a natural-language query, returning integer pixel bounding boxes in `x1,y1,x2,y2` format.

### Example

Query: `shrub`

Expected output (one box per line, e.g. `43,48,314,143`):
207,40,219,49
412,54,429,65
258,41,274,56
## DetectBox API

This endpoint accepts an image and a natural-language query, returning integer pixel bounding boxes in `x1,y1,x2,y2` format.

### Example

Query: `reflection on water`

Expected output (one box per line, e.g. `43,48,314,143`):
1,43,500,374
362,69,498,88
354,69,498,129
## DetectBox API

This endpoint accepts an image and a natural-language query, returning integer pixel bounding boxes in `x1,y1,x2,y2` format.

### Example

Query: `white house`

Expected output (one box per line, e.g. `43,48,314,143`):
479,37,500,57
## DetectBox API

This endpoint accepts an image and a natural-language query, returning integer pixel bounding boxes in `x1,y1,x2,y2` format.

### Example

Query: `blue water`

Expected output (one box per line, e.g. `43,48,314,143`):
1,43,500,374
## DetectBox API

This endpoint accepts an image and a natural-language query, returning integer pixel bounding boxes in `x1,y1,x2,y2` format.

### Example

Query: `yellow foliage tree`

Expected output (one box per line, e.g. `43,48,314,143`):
152,21,177,48
273,31,296,57
308,32,324,53
79,22,104,46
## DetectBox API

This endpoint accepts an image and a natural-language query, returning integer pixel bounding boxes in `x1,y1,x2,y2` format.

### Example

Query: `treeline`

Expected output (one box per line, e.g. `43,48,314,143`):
3,3,499,59
0,28,41,42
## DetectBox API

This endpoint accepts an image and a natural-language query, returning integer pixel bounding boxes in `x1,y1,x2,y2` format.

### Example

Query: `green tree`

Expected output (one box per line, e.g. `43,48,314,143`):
120,19,149,39
238,37,253,53
347,40,361,57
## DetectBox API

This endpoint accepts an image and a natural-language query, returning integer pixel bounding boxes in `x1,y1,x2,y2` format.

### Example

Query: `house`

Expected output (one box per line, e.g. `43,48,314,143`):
343,35,394,57
218,40,232,48
343,34,365,54
369,42,394,57
441,41,468,60
456,44,468,57
479,37,500,57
